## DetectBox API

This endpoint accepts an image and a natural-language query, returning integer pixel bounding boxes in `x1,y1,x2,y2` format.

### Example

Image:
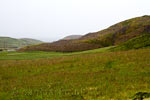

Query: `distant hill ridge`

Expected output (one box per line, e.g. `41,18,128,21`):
62,35,82,40
0,37,43,49
19,15,150,52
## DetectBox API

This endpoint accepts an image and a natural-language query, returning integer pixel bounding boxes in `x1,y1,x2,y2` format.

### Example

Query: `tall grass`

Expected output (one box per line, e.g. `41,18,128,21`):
0,48,150,100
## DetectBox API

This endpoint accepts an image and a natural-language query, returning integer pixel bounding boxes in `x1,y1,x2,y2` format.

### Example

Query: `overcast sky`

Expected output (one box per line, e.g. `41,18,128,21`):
0,0,149,42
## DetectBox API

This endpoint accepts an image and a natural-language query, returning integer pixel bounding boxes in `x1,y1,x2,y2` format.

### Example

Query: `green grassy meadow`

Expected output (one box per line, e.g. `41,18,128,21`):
0,47,150,100
0,47,112,60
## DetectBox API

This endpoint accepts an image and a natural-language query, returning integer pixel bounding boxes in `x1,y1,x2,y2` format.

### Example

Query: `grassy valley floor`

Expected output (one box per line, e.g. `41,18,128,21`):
0,48,150,100
0,47,112,60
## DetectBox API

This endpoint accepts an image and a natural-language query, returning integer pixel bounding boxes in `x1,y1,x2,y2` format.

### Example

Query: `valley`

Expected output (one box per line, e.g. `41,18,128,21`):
0,15,150,100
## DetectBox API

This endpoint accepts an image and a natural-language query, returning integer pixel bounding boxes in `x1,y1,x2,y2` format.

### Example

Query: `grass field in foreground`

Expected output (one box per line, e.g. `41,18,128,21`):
0,46,112,60
0,48,150,100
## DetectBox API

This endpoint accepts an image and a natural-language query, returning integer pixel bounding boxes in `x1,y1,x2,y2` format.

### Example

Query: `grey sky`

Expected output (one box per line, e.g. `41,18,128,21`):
0,0,149,42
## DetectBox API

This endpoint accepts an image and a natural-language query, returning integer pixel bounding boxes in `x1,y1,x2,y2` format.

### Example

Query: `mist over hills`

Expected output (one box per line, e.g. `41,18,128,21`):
19,15,150,52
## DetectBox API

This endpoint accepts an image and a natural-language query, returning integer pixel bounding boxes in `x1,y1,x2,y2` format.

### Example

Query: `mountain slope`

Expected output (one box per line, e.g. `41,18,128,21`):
0,37,43,49
19,15,150,52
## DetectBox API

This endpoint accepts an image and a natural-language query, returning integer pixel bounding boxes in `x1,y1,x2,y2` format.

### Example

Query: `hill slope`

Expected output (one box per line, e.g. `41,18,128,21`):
19,38,43,45
0,37,43,49
111,33,150,51
19,15,150,52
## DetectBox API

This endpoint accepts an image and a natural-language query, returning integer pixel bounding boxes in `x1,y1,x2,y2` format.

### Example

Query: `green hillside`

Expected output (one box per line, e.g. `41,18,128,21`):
20,38,43,45
0,37,43,49
111,33,150,51
19,15,150,52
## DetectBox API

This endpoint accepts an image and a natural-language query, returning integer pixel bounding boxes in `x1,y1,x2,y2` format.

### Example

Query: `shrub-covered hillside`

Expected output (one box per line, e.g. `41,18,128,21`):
111,33,150,51
19,15,150,52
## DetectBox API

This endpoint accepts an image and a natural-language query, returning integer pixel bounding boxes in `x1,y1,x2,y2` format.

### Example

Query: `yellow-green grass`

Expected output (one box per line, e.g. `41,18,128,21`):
0,48,150,100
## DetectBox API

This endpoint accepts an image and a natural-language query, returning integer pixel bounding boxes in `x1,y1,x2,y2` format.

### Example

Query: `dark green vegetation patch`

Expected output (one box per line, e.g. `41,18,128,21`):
132,92,150,100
